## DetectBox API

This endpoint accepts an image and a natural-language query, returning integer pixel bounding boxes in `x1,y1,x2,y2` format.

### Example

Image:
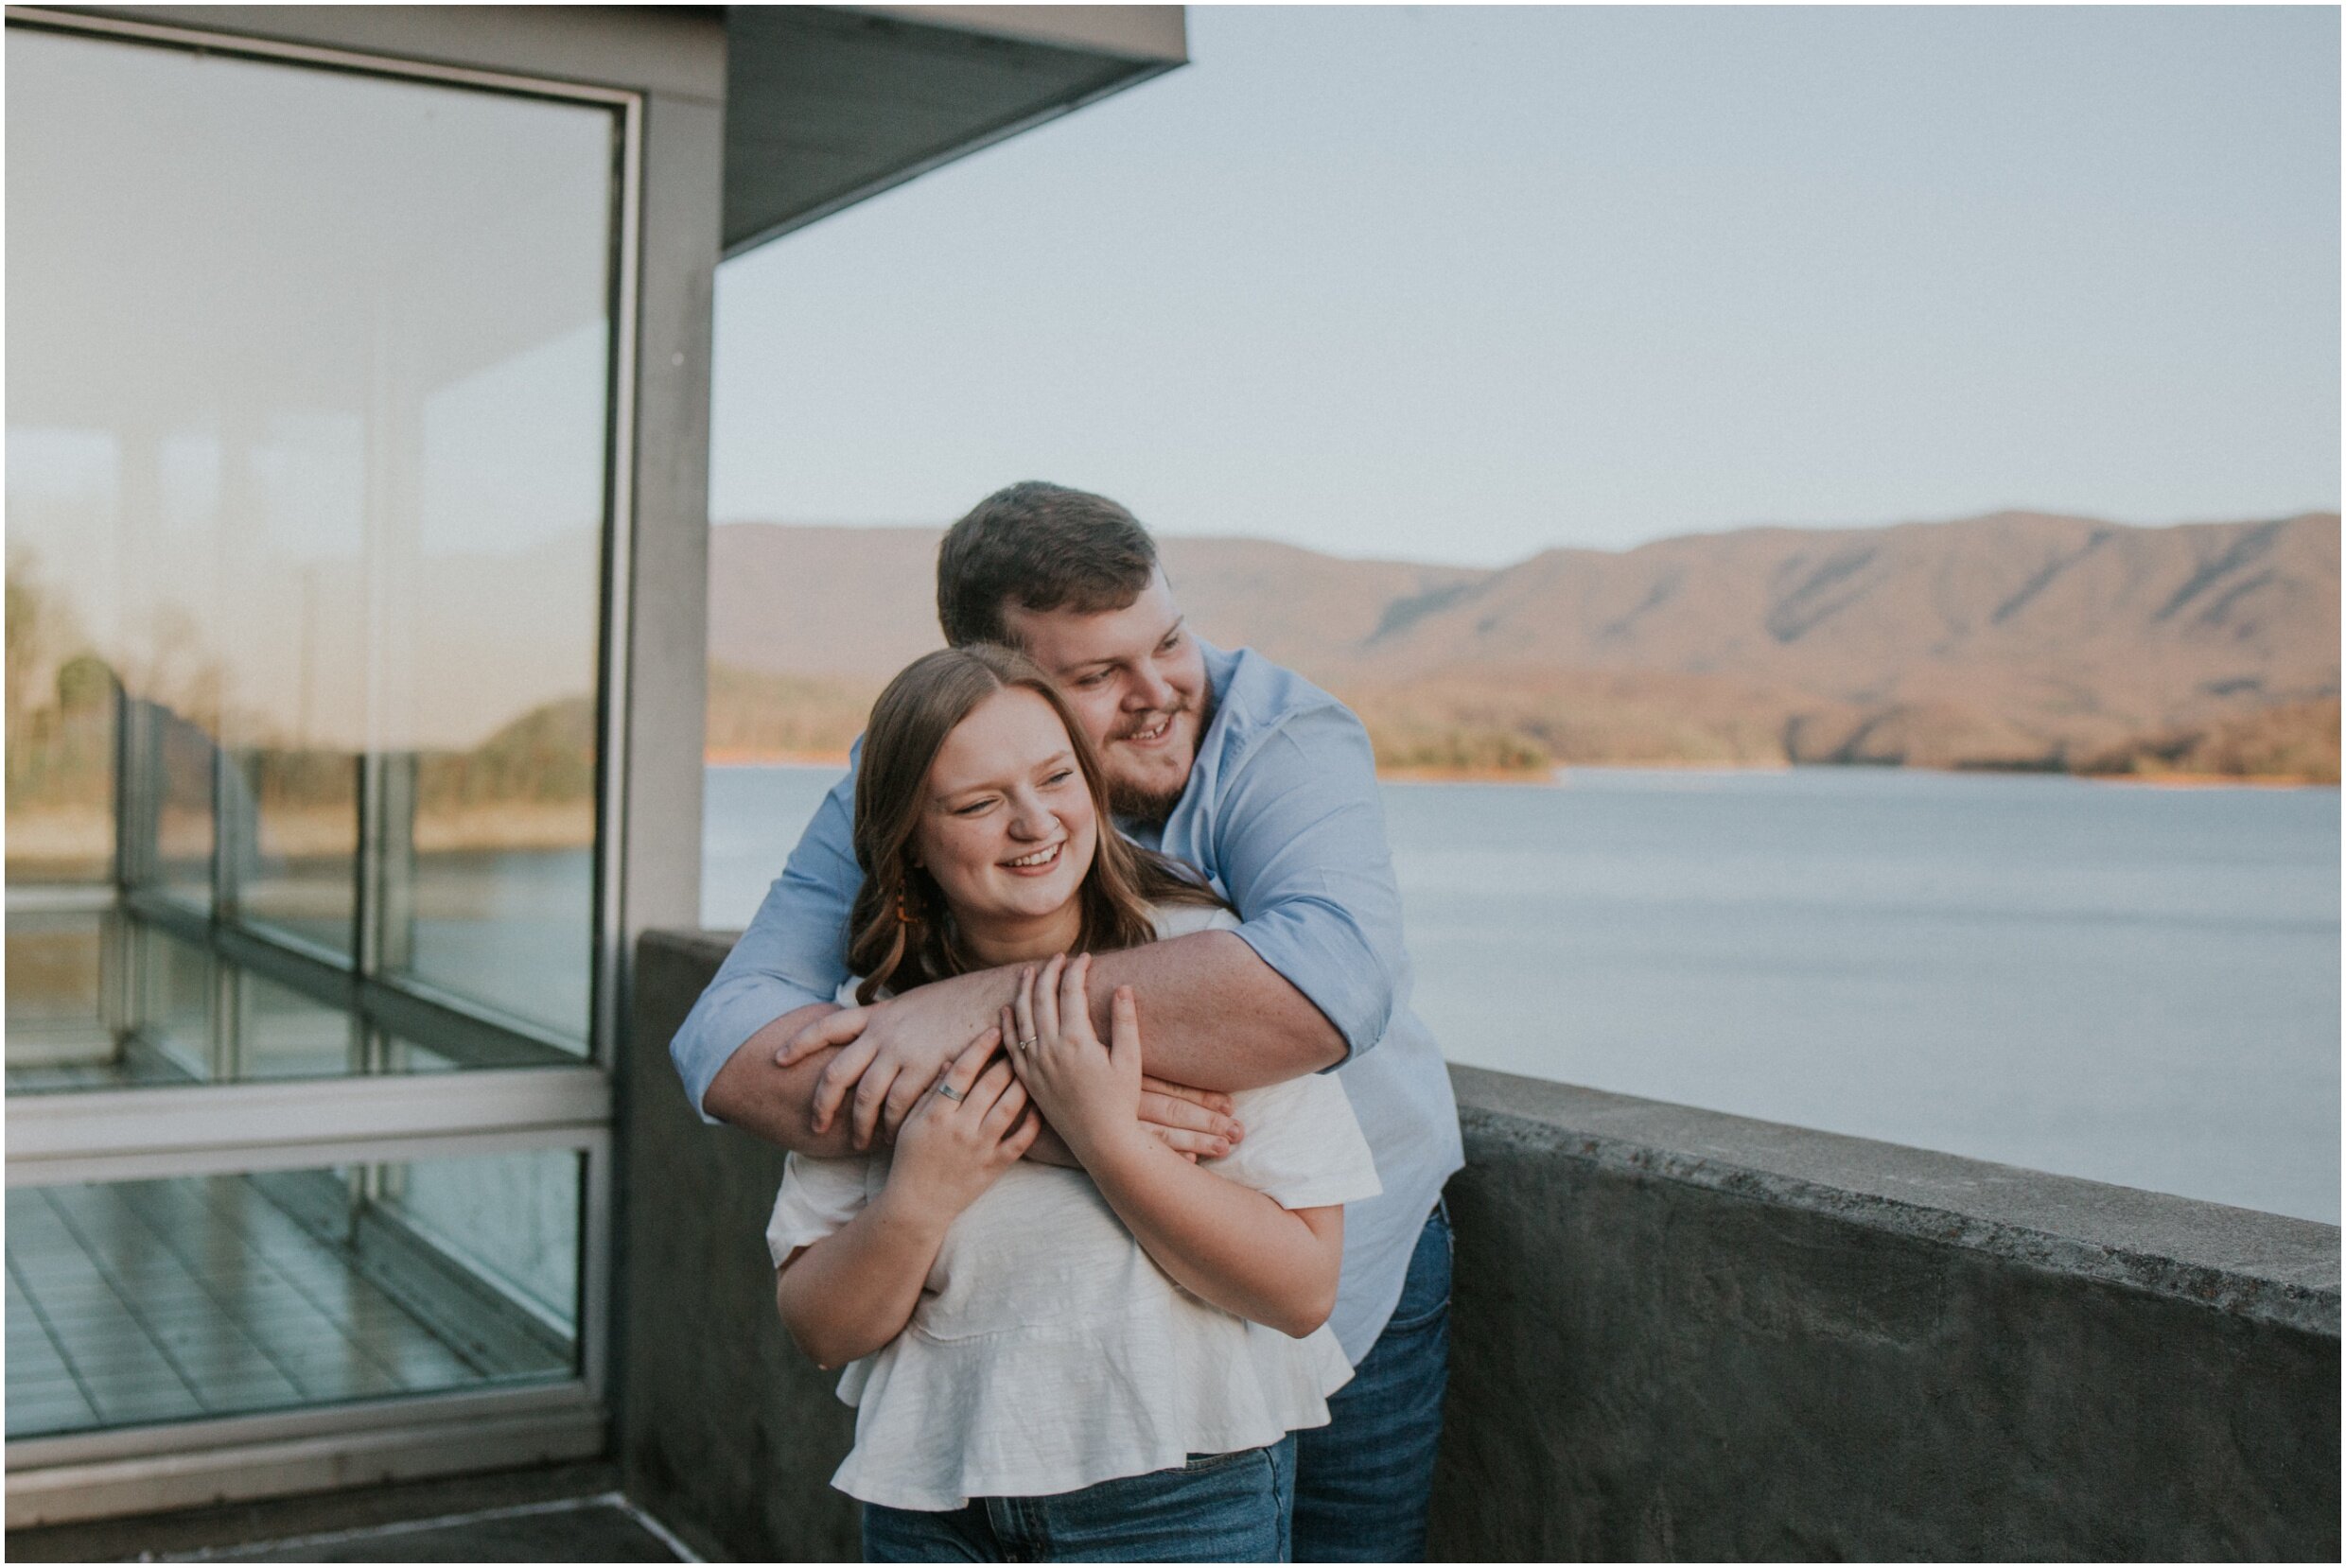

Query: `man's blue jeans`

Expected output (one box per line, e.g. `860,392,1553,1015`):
1290,1200,1454,1562
861,1437,1296,1562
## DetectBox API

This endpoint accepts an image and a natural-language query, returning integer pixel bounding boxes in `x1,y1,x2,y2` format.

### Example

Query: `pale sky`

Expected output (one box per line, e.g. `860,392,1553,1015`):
709,6,2341,567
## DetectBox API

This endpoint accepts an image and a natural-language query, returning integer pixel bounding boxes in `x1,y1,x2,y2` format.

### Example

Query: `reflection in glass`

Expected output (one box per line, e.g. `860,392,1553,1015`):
6,550,123,1083
238,970,359,1082
3,900,114,1091
4,550,116,883
4,1151,580,1439
134,924,216,1084
236,747,359,959
127,702,219,915
10,922,569,1095
404,699,598,1039
8,25,617,1054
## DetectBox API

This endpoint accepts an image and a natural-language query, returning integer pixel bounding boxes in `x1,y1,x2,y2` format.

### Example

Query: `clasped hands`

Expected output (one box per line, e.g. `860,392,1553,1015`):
772,957,1242,1165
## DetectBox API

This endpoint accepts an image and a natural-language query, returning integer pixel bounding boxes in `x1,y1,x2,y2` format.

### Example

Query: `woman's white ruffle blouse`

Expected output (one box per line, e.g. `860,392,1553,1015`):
764,908,1383,1511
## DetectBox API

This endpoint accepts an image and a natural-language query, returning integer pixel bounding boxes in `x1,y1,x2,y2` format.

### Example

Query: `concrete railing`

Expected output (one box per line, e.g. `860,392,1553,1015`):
620,931,2339,1561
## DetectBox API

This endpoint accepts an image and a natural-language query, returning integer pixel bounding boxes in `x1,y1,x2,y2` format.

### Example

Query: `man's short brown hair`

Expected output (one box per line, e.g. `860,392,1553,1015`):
937,481,1158,649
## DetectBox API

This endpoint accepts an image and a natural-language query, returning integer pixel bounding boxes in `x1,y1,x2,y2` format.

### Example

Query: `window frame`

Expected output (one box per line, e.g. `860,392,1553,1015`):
2,5,643,1522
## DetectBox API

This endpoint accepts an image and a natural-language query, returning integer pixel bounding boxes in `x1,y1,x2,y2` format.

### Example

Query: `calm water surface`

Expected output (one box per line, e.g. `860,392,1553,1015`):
703,763,2340,1223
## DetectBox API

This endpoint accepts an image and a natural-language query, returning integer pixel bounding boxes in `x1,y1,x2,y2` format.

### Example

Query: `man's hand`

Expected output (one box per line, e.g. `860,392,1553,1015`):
773,963,1248,1156
1139,1076,1241,1159
776,978,1000,1151
996,1077,1239,1168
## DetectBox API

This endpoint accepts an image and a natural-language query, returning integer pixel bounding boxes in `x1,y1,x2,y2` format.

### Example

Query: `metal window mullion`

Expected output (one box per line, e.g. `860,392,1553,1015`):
212,735,241,924
6,1071,610,1183
575,1114,615,1402
368,752,419,981
590,92,643,1079
5,1379,604,1510
2,8,640,106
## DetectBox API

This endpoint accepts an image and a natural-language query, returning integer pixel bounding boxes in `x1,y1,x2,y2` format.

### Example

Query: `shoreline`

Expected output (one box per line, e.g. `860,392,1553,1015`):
700,750,2335,789
706,747,850,768
9,753,2328,873
2076,771,2336,790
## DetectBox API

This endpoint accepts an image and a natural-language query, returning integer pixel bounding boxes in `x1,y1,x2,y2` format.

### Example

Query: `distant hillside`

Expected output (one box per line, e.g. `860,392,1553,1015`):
708,511,2340,779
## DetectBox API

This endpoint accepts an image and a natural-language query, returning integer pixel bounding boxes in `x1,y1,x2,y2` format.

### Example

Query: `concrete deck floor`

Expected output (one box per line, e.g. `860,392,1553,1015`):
5,1462,696,1562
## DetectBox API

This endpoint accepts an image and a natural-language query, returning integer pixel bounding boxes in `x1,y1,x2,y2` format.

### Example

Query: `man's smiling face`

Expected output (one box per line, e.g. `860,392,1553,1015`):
1000,568,1207,824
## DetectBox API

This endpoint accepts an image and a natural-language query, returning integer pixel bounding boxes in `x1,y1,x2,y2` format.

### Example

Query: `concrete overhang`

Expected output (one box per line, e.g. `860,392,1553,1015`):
721,5,1186,257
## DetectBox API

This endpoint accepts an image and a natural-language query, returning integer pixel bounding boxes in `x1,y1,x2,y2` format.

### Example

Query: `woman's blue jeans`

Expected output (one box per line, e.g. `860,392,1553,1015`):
861,1437,1296,1562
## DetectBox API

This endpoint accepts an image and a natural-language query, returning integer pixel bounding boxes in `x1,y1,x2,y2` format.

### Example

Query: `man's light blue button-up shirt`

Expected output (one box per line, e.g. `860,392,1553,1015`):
671,639,1465,1363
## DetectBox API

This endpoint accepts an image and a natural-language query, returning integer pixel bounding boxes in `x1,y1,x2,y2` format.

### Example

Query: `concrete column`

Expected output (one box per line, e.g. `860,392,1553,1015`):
607,83,725,1052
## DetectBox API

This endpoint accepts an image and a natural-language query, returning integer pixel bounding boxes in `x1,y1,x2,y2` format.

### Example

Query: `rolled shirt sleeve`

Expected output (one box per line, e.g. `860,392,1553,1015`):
670,758,864,1121
1208,704,1409,1067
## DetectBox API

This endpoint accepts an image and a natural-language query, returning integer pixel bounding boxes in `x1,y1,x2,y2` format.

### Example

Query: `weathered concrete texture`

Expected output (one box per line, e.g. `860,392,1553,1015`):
618,932,862,1562
1428,1068,2340,1561
622,934,2340,1563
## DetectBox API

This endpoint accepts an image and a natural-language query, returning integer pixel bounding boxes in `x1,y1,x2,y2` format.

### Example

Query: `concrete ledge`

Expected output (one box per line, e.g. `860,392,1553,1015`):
1448,1067,2337,1336
622,932,2340,1561
1438,1066,2338,1560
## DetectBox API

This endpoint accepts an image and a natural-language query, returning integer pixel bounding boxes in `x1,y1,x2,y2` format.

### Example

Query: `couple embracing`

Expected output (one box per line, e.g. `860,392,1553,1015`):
672,482,1465,1562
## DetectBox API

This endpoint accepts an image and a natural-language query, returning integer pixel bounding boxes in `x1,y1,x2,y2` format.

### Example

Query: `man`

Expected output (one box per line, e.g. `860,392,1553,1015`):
673,481,1464,1560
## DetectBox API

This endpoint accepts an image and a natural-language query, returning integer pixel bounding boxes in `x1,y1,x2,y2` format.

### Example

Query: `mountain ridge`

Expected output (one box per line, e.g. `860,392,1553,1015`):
708,509,2340,778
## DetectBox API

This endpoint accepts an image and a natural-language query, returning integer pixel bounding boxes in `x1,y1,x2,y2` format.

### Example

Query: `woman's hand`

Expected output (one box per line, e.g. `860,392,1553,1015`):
1004,954,1147,1166
884,1028,1042,1226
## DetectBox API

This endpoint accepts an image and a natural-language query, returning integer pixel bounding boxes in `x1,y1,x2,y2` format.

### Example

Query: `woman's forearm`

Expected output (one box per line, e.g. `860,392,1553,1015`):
1079,1132,1343,1338
775,1188,950,1368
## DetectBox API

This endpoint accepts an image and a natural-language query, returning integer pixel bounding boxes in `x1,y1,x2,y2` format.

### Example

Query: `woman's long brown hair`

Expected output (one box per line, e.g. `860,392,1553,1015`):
845,644,1226,1002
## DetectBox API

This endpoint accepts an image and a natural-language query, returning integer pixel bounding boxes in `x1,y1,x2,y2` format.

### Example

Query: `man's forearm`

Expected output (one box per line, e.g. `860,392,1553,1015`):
738,932,1338,1150
704,1004,860,1158
904,931,1341,1091
1084,931,1343,1090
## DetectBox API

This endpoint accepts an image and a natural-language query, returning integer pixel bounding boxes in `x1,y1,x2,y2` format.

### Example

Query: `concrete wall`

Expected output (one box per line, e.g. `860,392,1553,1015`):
620,932,861,1562
1430,1073,2337,1561
622,932,2339,1561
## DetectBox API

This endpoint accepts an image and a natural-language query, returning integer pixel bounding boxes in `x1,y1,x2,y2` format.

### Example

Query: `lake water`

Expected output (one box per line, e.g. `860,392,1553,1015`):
702,763,2340,1225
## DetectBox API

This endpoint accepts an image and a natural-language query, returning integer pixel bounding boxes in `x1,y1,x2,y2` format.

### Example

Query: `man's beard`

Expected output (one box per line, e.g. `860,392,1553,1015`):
1106,689,1216,828
1108,773,1184,828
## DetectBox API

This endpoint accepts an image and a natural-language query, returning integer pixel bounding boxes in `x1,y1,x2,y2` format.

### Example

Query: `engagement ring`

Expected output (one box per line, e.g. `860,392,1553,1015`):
1016,1037,1039,1052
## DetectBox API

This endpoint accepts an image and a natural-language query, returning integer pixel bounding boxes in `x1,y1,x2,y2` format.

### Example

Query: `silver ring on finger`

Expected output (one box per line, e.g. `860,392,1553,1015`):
936,1082,965,1102
1016,1036,1039,1052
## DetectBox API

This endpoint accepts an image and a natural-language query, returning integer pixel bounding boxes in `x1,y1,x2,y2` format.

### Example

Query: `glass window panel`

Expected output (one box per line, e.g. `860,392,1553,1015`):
4,899,115,1091
4,544,116,887
131,924,216,1086
235,747,359,959
405,836,594,1046
237,970,359,1083
8,26,617,1058
149,705,219,915
371,1151,582,1347
4,1151,581,1439
9,920,573,1094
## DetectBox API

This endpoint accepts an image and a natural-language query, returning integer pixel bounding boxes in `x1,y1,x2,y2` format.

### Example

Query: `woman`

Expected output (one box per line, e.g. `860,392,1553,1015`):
766,644,1381,1563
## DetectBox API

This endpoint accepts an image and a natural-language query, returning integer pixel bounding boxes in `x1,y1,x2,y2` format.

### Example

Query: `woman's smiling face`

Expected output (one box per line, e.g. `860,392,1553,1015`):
913,686,1099,960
